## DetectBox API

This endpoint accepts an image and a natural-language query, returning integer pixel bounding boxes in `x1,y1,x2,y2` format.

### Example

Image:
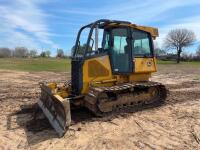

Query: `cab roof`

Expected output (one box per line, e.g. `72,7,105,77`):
85,19,159,39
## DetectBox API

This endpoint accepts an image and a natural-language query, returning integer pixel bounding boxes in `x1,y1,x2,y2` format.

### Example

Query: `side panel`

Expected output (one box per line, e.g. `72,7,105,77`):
134,57,157,73
129,57,157,82
81,56,157,93
82,55,113,94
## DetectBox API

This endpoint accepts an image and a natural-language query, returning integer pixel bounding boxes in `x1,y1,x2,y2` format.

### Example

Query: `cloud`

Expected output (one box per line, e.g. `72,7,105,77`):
109,0,200,23
56,0,200,23
55,0,200,51
156,15,200,49
1,0,200,54
0,0,58,49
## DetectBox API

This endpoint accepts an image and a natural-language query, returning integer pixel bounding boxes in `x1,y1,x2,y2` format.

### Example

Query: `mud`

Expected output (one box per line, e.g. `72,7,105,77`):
0,65,200,150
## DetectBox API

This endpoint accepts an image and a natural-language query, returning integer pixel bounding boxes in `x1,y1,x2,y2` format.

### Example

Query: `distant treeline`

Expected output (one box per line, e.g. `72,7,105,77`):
0,47,70,58
156,53,200,62
1,45,200,62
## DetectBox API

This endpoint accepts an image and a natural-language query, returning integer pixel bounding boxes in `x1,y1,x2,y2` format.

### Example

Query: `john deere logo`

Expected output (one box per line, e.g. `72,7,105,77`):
147,61,152,67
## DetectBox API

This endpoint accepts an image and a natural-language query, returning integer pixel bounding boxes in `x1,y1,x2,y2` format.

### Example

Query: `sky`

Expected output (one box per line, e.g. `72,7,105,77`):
0,0,200,56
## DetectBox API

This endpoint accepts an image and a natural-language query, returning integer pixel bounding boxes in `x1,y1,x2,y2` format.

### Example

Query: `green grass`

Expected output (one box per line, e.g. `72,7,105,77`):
0,58,71,72
0,58,199,72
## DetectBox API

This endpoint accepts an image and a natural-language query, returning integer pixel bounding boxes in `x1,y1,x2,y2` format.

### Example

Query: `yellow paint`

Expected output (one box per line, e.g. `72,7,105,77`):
47,84,69,98
48,83,57,90
79,56,157,94
47,23,159,97
129,73,151,82
134,57,157,73
82,55,113,93
106,24,158,39
47,56,158,97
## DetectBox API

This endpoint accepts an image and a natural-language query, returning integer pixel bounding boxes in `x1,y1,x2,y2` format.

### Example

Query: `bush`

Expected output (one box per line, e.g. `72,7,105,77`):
0,48,12,58
14,47,29,58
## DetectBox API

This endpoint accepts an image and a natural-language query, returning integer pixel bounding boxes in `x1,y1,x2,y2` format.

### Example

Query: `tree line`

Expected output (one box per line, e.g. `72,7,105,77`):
0,47,67,58
155,28,200,63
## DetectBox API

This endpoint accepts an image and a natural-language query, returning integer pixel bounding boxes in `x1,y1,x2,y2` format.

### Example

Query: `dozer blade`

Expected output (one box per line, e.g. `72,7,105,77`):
38,83,71,137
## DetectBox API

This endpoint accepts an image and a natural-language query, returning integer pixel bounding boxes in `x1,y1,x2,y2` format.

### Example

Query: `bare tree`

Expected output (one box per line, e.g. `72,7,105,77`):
164,29,196,63
14,47,29,58
45,50,51,57
29,49,37,58
0,47,12,58
40,51,46,57
57,49,64,58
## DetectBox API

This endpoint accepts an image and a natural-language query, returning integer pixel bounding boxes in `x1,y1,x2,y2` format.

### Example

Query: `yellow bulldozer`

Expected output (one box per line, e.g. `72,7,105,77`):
38,19,167,137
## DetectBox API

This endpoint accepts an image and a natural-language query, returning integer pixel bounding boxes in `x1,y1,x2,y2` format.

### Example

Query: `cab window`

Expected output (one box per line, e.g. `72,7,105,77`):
86,28,105,57
110,28,132,73
131,29,152,57
103,30,110,50
75,28,90,57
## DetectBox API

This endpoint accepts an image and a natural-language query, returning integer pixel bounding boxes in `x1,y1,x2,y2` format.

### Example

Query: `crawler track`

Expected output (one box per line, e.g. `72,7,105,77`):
84,81,167,116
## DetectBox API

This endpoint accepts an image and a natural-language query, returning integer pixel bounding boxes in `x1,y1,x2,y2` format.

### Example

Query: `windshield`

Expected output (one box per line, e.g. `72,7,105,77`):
73,27,105,57
131,29,152,57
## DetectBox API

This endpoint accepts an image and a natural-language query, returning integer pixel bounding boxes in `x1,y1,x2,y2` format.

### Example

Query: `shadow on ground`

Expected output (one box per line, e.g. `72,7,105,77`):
6,104,97,145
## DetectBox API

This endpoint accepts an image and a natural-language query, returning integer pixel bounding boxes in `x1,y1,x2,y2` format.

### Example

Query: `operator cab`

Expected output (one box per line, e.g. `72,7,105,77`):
72,19,154,74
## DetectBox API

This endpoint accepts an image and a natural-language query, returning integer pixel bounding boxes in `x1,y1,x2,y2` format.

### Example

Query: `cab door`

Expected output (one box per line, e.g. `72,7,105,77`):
110,27,133,74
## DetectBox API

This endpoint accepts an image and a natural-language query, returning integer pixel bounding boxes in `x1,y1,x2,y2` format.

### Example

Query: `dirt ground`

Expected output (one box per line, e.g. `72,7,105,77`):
0,65,200,150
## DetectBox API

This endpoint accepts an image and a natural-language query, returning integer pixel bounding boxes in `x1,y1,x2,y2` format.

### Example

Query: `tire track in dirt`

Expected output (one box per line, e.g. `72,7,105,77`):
0,70,200,150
